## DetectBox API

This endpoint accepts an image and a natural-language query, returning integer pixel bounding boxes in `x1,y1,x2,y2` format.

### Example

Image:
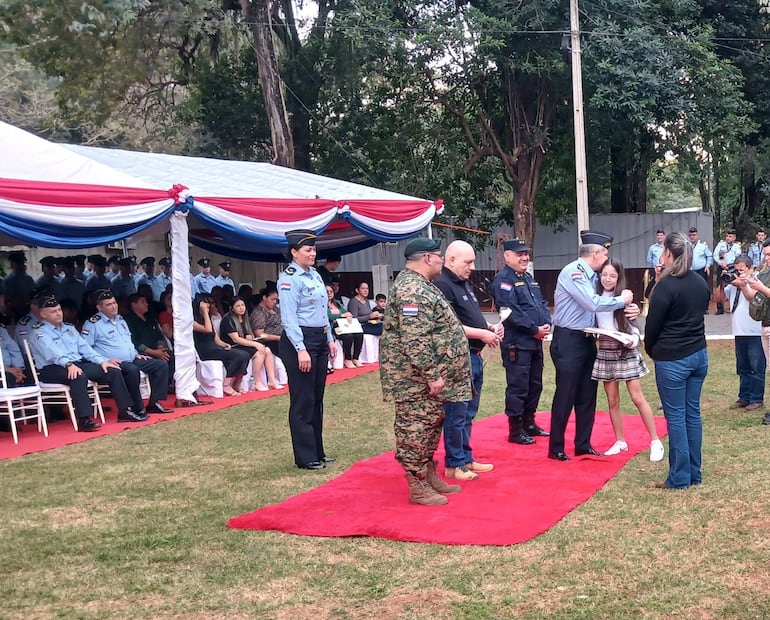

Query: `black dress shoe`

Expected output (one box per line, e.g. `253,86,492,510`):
117,408,148,423
321,456,336,463
525,424,550,437
297,461,326,470
548,451,569,461
78,418,101,432
508,432,535,445
146,402,174,414
574,447,602,457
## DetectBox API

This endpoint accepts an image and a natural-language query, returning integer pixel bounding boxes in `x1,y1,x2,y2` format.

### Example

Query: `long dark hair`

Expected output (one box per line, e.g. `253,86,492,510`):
596,258,632,334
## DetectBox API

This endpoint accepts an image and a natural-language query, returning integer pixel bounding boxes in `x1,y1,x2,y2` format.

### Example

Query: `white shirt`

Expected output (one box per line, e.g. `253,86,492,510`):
726,285,761,336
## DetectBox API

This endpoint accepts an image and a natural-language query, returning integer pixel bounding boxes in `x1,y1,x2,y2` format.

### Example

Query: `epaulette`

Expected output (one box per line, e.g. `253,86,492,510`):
284,266,296,275
18,315,30,325
32,322,43,329
89,314,102,323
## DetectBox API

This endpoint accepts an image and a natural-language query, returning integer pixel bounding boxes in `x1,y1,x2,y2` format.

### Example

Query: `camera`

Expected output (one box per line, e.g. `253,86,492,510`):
720,265,738,285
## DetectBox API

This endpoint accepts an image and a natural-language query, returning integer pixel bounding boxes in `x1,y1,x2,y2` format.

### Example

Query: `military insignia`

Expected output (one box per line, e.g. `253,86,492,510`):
500,282,513,291
81,329,90,336
571,271,584,280
32,322,42,329
284,266,296,275
19,315,30,325
514,281,525,287
401,304,418,317
280,282,291,291
89,314,101,323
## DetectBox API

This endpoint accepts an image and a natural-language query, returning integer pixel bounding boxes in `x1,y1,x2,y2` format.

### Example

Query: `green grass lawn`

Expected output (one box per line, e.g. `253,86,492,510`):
2,341,769,619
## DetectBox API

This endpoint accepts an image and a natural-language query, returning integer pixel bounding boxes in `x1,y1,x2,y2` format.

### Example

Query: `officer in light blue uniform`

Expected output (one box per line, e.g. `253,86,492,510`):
214,261,236,290
0,324,27,387
157,257,173,296
110,257,138,300
193,257,217,295
278,229,337,470
645,228,665,298
747,227,766,268
135,257,166,302
81,289,172,417
29,294,136,431
714,228,740,315
548,230,635,461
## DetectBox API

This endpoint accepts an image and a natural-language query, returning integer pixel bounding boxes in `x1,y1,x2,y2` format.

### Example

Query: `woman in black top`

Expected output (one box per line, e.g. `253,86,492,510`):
193,293,251,396
645,232,710,489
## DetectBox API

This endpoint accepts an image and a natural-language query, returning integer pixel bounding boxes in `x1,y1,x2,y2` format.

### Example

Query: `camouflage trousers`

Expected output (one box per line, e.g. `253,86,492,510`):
394,398,445,476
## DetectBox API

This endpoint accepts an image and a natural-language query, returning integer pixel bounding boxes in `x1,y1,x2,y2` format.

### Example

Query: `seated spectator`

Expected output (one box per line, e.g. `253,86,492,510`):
29,294,138,431
348,282,384,341
124,293,172,367
249,285,283,357
81,290,173,417
209,285,225,332
192,293,251,396
220,297,283,391
326,284,362,369
0,324,28,387
158,290,173,344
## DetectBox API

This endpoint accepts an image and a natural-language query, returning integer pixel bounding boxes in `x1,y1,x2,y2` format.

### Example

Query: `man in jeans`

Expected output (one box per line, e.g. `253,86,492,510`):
434,240,502,480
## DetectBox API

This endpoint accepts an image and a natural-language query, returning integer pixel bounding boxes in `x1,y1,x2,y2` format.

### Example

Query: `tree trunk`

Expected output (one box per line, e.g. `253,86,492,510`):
609,145,627,213
698,177,711,212
240,0,295,167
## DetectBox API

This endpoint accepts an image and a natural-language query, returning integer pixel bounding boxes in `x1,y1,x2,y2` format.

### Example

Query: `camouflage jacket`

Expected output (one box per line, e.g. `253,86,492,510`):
380,268,471,403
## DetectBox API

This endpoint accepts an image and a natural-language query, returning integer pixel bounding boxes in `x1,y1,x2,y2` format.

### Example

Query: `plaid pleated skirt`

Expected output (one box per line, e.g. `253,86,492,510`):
591,337,649,382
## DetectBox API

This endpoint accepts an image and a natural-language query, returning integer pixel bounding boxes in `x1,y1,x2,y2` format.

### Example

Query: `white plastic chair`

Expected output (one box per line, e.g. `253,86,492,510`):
23,341,105,431
0,350,47,445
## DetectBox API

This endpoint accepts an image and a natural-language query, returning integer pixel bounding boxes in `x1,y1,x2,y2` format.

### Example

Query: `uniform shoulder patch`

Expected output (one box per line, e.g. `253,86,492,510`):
284,266,296,275
32,322,43,329
401,304,418,317
500,282,513,291
89,314,101,323
18,315,30,325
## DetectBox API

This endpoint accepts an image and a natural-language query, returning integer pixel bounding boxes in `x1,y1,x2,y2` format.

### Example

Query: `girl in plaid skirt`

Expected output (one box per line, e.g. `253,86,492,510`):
592,259,664,462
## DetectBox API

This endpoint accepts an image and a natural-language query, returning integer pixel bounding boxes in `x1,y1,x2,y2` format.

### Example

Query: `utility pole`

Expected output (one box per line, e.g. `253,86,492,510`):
570,0,590,241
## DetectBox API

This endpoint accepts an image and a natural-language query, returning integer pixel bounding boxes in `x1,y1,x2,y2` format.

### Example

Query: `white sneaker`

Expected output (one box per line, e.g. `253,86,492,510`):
650,439,665,462
603,440,628,456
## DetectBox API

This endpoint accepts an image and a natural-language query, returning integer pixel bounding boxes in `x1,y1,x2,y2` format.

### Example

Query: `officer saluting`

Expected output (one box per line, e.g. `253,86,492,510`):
548,230,637,461
278,229,337,470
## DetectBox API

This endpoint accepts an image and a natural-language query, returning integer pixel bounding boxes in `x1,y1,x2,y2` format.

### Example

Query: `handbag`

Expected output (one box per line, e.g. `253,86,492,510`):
749,270,770,321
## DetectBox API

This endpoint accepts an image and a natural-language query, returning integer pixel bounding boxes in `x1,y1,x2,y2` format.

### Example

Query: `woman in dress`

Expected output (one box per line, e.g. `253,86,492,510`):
347,281,383,347
327,284,362,369
249,285,283,357
591,259,664,461
220,297,283,391
192,293,251,397
645,232,710,489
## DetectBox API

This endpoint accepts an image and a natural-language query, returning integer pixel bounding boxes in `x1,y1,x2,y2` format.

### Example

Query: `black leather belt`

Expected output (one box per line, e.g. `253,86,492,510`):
554,326,590,337
300,326,328,334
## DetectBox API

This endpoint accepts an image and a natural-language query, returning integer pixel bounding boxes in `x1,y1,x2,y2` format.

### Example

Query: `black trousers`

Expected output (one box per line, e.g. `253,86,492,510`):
502,345,544,420
548,327,598,454
40,362,133,420
280,327,330,466
118,358,169,410
337,333,363,360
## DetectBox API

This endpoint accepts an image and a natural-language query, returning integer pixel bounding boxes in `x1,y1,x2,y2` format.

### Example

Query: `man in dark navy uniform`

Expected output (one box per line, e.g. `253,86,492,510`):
548,230,637,461
434,240,502,481
491,238,552,446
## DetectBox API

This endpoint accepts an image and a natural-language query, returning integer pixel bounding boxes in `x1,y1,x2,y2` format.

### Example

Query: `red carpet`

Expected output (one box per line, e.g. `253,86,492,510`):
228,411,669,546
0,364,377,460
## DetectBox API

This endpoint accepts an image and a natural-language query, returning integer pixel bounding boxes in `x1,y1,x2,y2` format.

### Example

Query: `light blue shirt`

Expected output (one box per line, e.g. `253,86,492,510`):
714,240,739,267
646,242,664,269
136,273,166,302
215,275,235,291
157,272,172,295
552,257,626,330
277,261,332,350
110,274,137,299
690,239,713,271
0,325,24,368
14,312,39,350
193,272,217,295
748,241,763,268
80,313,138,362
30,320,106,368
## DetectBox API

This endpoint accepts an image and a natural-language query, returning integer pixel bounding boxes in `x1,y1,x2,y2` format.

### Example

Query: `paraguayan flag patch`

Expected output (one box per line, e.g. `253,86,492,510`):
401,304,418,317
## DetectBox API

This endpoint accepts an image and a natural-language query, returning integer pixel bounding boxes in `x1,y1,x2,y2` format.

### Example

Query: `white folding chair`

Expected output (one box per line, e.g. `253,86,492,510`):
0,349,47,444
23,341,105,431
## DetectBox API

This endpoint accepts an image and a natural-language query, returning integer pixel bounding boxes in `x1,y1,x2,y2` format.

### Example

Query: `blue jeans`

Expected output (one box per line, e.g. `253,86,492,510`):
734,336,765,404
654,348,708,489
443,352,483,467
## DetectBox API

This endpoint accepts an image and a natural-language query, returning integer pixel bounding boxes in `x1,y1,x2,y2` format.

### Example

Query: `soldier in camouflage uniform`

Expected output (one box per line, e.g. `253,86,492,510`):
380,237,472,506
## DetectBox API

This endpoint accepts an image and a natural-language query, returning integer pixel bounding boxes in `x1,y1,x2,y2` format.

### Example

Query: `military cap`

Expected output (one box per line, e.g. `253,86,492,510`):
580,230,613,249
197,257,211,268
502,238,530,253
118,256,134,267
108,254,122,265
656,228,665,234
36,294,59,309
285,229,317,249
727,228,736,235
39,256,58,268
688,226,698,233
139,256,155,266
30,285,53,301
404,237,441,258
8,251,26,264
219,261,231,270
158,257,170,266
56,256,75,268
758,227,766,234
73,254,87,265
90,255,107,267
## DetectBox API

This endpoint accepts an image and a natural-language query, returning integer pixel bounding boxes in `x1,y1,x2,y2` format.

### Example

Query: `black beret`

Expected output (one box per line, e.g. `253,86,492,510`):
404,237,441,257
36,294,59,309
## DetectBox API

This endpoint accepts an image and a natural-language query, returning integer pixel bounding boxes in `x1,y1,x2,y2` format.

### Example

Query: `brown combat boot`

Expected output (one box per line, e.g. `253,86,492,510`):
405,472,448,506
426,460,461,494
